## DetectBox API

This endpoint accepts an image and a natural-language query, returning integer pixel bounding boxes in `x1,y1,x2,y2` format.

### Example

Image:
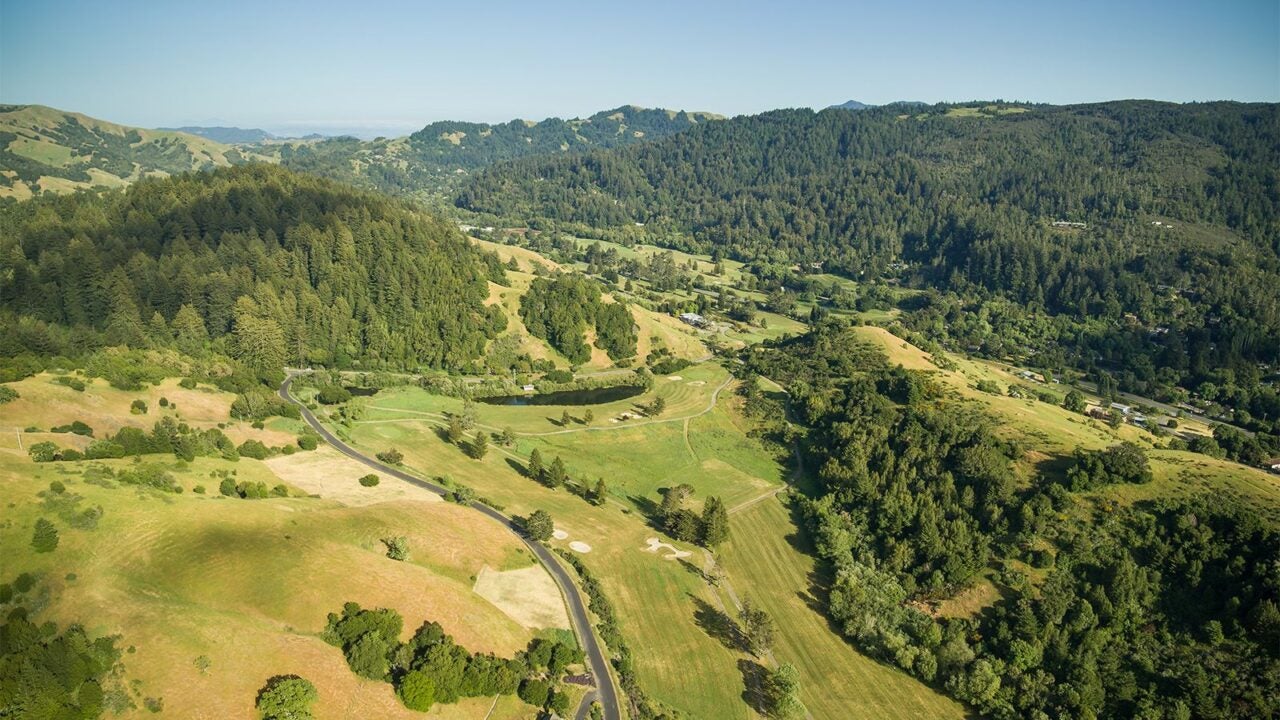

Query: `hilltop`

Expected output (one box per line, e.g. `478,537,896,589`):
159,125,280,143
0,105,269,200
271,105,722,199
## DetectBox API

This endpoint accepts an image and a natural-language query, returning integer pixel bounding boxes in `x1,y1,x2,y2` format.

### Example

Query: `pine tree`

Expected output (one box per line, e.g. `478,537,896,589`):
31,518,59,553
470,431,488,459
171,303,208,353
546,456,567,488
592,478,607,506
527,448,543,480
561,409,573,426
447,415,465,445
699,496,730,548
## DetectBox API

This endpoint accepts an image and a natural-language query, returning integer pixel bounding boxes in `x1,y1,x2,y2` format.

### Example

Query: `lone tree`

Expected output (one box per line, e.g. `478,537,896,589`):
447,415,465,445
739,597,775,656
545,456,567,489
592,478,608,506
500,427,517,447
527,448,544,481
469,431,488,459
31,518,59,553
382,536,409,561
522,509,554,541
561,409,573,427
256,675,318,720
699,496,730,548
649,396,666,416
1063,388,1086,413
583,409,594,424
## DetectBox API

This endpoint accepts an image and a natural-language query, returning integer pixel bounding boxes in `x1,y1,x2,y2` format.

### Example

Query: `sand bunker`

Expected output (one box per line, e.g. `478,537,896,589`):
472,565,570,629
644,537,692,560
687,381,706,386
264,446,441,506
667,376,683,381
552,529,569,540
568,541,593,553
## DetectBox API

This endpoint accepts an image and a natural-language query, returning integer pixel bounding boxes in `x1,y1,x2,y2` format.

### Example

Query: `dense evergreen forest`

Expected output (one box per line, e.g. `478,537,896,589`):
0,165,505,376
459,101,1280,436
520,275,637,364
743,322,1280,720
276,106,720,199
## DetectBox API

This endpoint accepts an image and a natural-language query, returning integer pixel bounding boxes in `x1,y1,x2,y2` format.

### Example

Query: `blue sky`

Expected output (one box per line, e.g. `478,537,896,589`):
2,0,1276,136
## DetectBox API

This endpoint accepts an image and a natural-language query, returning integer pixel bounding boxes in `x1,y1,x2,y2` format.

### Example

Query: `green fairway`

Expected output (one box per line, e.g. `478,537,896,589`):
718,496,968,719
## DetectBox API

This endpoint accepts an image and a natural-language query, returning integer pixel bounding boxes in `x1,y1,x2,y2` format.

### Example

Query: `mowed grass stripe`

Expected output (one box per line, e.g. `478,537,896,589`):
720,497,967,720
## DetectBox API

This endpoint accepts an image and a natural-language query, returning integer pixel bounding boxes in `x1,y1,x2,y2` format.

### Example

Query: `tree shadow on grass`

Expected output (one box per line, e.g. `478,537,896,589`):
504,457,530,478
628,493,664,530
738,658,771,715
690,594,745,653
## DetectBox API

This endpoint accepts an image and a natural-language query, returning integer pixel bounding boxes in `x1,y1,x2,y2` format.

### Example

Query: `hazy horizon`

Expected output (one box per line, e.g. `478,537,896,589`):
2,0,1277,137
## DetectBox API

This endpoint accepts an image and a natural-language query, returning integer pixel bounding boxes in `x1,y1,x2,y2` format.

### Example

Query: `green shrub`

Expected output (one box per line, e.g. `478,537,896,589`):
376,448,403,465
130,399,148,415
298,435,319,450
255,675,318,720
0,386,20,403
237,440,270,460
359,474,380,487
179,378,198,389
51,420,94,437
397,670,437,712
31,518,59,553
317,385,353,404
54,376,86,392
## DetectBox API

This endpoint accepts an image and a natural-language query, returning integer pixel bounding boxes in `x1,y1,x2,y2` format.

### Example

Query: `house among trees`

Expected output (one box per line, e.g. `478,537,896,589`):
679,312,708,328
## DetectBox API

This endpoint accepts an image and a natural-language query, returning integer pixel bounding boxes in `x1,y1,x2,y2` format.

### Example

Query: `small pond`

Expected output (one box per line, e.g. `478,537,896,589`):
479,385,646,406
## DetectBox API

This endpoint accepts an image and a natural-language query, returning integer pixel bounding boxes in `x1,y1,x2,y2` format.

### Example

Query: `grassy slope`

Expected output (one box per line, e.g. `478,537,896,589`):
0,376,555,720
0,104,270,199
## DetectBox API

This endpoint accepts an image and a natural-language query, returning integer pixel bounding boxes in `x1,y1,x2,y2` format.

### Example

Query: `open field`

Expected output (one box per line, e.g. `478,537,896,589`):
331,357,980,718
336,364,795,717
0,374,571,719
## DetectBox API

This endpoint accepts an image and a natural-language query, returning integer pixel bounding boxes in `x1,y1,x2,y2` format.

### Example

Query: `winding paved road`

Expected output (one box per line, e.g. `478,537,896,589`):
279,373,619,720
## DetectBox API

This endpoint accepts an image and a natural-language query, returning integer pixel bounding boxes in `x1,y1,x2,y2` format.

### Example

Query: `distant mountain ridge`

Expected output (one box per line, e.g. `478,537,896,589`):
827,100,873,110
160,126,279,143
274,104,723,197
0,103,722,201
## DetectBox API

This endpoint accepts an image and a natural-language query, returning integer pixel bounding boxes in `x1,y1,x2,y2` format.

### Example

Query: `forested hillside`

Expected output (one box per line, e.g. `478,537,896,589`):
742,322,1280,720
0,105,264,200
459,102,1280,438
0,165,505,374
276,105,720,199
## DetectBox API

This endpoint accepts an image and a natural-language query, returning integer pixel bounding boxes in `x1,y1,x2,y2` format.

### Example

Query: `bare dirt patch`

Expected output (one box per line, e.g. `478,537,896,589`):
472,565,570,629
264,446,441,506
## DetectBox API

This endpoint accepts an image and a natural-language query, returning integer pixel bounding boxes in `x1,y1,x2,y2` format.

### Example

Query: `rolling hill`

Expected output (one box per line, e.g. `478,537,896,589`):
0,105,269,200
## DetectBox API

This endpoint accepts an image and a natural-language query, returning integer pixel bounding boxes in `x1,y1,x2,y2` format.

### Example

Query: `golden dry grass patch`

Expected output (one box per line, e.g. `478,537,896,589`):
472,565,571,630
263,446,440,505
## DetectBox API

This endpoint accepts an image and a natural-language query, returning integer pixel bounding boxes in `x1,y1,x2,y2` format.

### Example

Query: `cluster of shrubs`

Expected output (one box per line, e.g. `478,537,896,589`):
53,375,86,392
0,386,19,403
322,603,581,714
1064,441,1152,491
230,388,300,422
525,450,608,506
28,416,318,464
212,470,288,499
